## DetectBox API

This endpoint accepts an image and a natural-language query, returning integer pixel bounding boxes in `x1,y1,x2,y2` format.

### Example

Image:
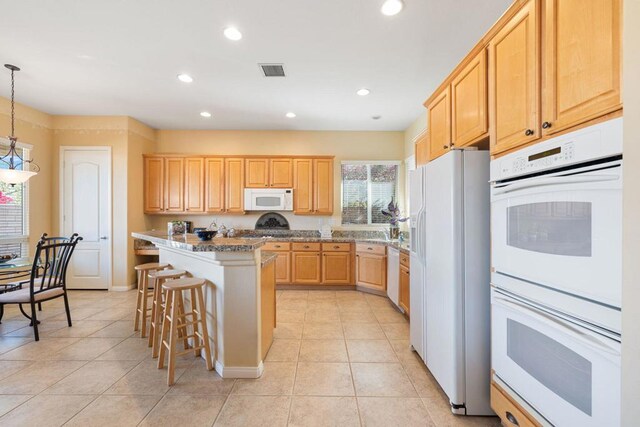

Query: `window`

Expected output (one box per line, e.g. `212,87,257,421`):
341,161,399,225
0,142,30,258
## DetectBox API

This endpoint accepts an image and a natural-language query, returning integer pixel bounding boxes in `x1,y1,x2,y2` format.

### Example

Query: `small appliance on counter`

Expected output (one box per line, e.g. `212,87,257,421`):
167,221,192,235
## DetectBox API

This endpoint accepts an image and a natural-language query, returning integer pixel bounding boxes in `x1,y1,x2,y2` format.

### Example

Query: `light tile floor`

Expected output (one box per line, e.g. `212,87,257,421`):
0,289,500,426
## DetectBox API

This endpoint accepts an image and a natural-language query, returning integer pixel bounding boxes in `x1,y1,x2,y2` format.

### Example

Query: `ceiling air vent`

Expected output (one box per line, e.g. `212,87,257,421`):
259,63,285,77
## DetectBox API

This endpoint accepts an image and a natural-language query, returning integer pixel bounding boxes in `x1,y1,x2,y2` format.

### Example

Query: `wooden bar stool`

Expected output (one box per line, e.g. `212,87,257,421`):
134,262,169,338
148,269,187,356
158,277,213,385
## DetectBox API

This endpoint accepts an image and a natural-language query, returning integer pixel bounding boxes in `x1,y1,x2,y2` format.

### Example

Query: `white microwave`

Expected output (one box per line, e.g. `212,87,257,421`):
244,188,293,211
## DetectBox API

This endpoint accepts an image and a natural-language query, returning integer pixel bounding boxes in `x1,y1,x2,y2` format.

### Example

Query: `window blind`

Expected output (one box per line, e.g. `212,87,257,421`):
341,162,398,225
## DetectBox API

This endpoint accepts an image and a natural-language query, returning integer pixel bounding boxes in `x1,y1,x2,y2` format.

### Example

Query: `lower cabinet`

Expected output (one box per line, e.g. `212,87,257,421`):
399,264,410,315
491,382,541,427
292,251,322,284
356,248,387,292
322,252,351,284
261,261,276,360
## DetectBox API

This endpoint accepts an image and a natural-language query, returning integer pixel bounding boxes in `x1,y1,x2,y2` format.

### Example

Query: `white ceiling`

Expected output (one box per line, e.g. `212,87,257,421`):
0,0,511,131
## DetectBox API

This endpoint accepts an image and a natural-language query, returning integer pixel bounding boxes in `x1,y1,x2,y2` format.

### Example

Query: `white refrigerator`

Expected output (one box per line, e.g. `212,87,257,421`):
410,149,492,416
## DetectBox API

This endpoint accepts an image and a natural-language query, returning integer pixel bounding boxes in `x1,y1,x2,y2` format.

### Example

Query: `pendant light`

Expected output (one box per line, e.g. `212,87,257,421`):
0,64,39,185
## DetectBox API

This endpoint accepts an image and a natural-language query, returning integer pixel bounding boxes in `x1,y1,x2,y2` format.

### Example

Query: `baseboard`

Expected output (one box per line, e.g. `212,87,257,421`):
215,360,264,379
110,283,136,292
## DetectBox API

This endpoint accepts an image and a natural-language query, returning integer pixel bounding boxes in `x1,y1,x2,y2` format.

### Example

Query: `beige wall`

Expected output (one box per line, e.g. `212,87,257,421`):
152,130,406,231
621,0,640,423
0,98,53,251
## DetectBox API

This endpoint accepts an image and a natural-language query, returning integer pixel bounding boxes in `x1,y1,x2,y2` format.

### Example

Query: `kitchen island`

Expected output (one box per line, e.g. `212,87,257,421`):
131,230,272,379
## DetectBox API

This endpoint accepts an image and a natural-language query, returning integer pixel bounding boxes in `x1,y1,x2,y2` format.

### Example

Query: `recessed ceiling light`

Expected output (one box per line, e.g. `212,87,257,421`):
224,27,243,41
381,0,404,16
357,88,371,96
200,111,212,118
286,112,296,118
372,115,382,120
177,73,193,83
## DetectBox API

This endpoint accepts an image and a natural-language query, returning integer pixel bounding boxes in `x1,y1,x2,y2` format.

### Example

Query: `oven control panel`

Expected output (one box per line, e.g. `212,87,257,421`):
508,142,575,175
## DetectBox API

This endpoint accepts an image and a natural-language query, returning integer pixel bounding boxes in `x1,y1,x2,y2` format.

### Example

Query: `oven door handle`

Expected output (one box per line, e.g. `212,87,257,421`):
494,295,620,357
492,174,619,196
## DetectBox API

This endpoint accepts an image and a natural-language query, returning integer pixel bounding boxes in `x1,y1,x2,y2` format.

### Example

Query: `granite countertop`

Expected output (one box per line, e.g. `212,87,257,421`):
132,231,266,252
261,251,278,267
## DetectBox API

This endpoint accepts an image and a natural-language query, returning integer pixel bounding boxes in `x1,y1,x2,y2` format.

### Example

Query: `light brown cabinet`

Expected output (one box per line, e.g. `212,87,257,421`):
245,158,269,188
427,87,452,161
356,244,387,292
246,158,293,188
399,264,410,315
452,49,488,147
415,132,429,167
264,242,292,285
293,158,334,215
184,157,204,213
205,158,225,213
542,0,621,136
322,246,351,285
491,382,541,427
144,157,164,213
292,251,322,284
489,0,540,154
225,158,245,213
270,159,293,188
164,158,185,212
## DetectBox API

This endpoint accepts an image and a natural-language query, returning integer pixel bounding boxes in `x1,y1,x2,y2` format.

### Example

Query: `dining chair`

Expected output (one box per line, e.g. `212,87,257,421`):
0,233,82,341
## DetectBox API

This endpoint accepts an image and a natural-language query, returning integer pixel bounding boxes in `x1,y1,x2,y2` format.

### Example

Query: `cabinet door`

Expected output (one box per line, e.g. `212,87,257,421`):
245,158,269,188
313,159,333,215
292,252,321,284
164,157,184,212
144,157,164,213
427,87,451,161
322,252,351,285
489,0,540,154
356,253,387,291
399,265,410,315
293,159,314,214
184,157,204,213
205,158,225,213
415,133,429,166
542,0,621,135
225,158,245,213
275,252,291,284
269,158,293,188
451,49,488,147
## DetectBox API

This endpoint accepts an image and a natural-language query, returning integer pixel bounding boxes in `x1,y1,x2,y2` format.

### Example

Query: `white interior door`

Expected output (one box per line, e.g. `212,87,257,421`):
62,148,111,290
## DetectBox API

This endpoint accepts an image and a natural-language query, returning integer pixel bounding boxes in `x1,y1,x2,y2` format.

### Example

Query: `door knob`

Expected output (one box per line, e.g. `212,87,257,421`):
525,129,534,136
542,121,552,129
100,236,109,240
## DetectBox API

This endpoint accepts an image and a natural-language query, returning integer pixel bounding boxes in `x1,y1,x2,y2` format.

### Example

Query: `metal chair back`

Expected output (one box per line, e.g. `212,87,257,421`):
30,233,82,298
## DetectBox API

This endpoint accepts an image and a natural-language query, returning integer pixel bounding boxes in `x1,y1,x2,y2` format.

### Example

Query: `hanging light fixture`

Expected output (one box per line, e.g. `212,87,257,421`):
0,64,39,185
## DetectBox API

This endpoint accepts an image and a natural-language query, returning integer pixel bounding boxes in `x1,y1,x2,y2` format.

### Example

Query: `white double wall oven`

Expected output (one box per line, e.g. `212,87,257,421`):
489,118,623,427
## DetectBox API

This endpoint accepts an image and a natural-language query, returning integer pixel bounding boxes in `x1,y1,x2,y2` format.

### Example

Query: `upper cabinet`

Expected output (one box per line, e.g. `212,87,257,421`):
144,155,331,215
164,157,185,212
184,157,204,213
422,0,622,159
489,0,540,154
225,158,245,213
246,158,293,188
452,49,488,147
292,158,334,216
427,87,451,161
270,159,293,188
245,158,269,188
205,158,225,213
542,0,621,136
415,131,429,167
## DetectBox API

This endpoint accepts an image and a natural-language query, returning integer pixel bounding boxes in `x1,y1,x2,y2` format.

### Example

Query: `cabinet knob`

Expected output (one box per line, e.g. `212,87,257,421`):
304,245,310,249
443,145,448,149
505,411,519,426
542,121,552,129
525,129,534,136
367,247,373,251
333,245,340,249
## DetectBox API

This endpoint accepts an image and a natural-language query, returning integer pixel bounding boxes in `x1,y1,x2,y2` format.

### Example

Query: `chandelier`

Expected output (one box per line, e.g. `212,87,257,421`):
0,64,39,185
